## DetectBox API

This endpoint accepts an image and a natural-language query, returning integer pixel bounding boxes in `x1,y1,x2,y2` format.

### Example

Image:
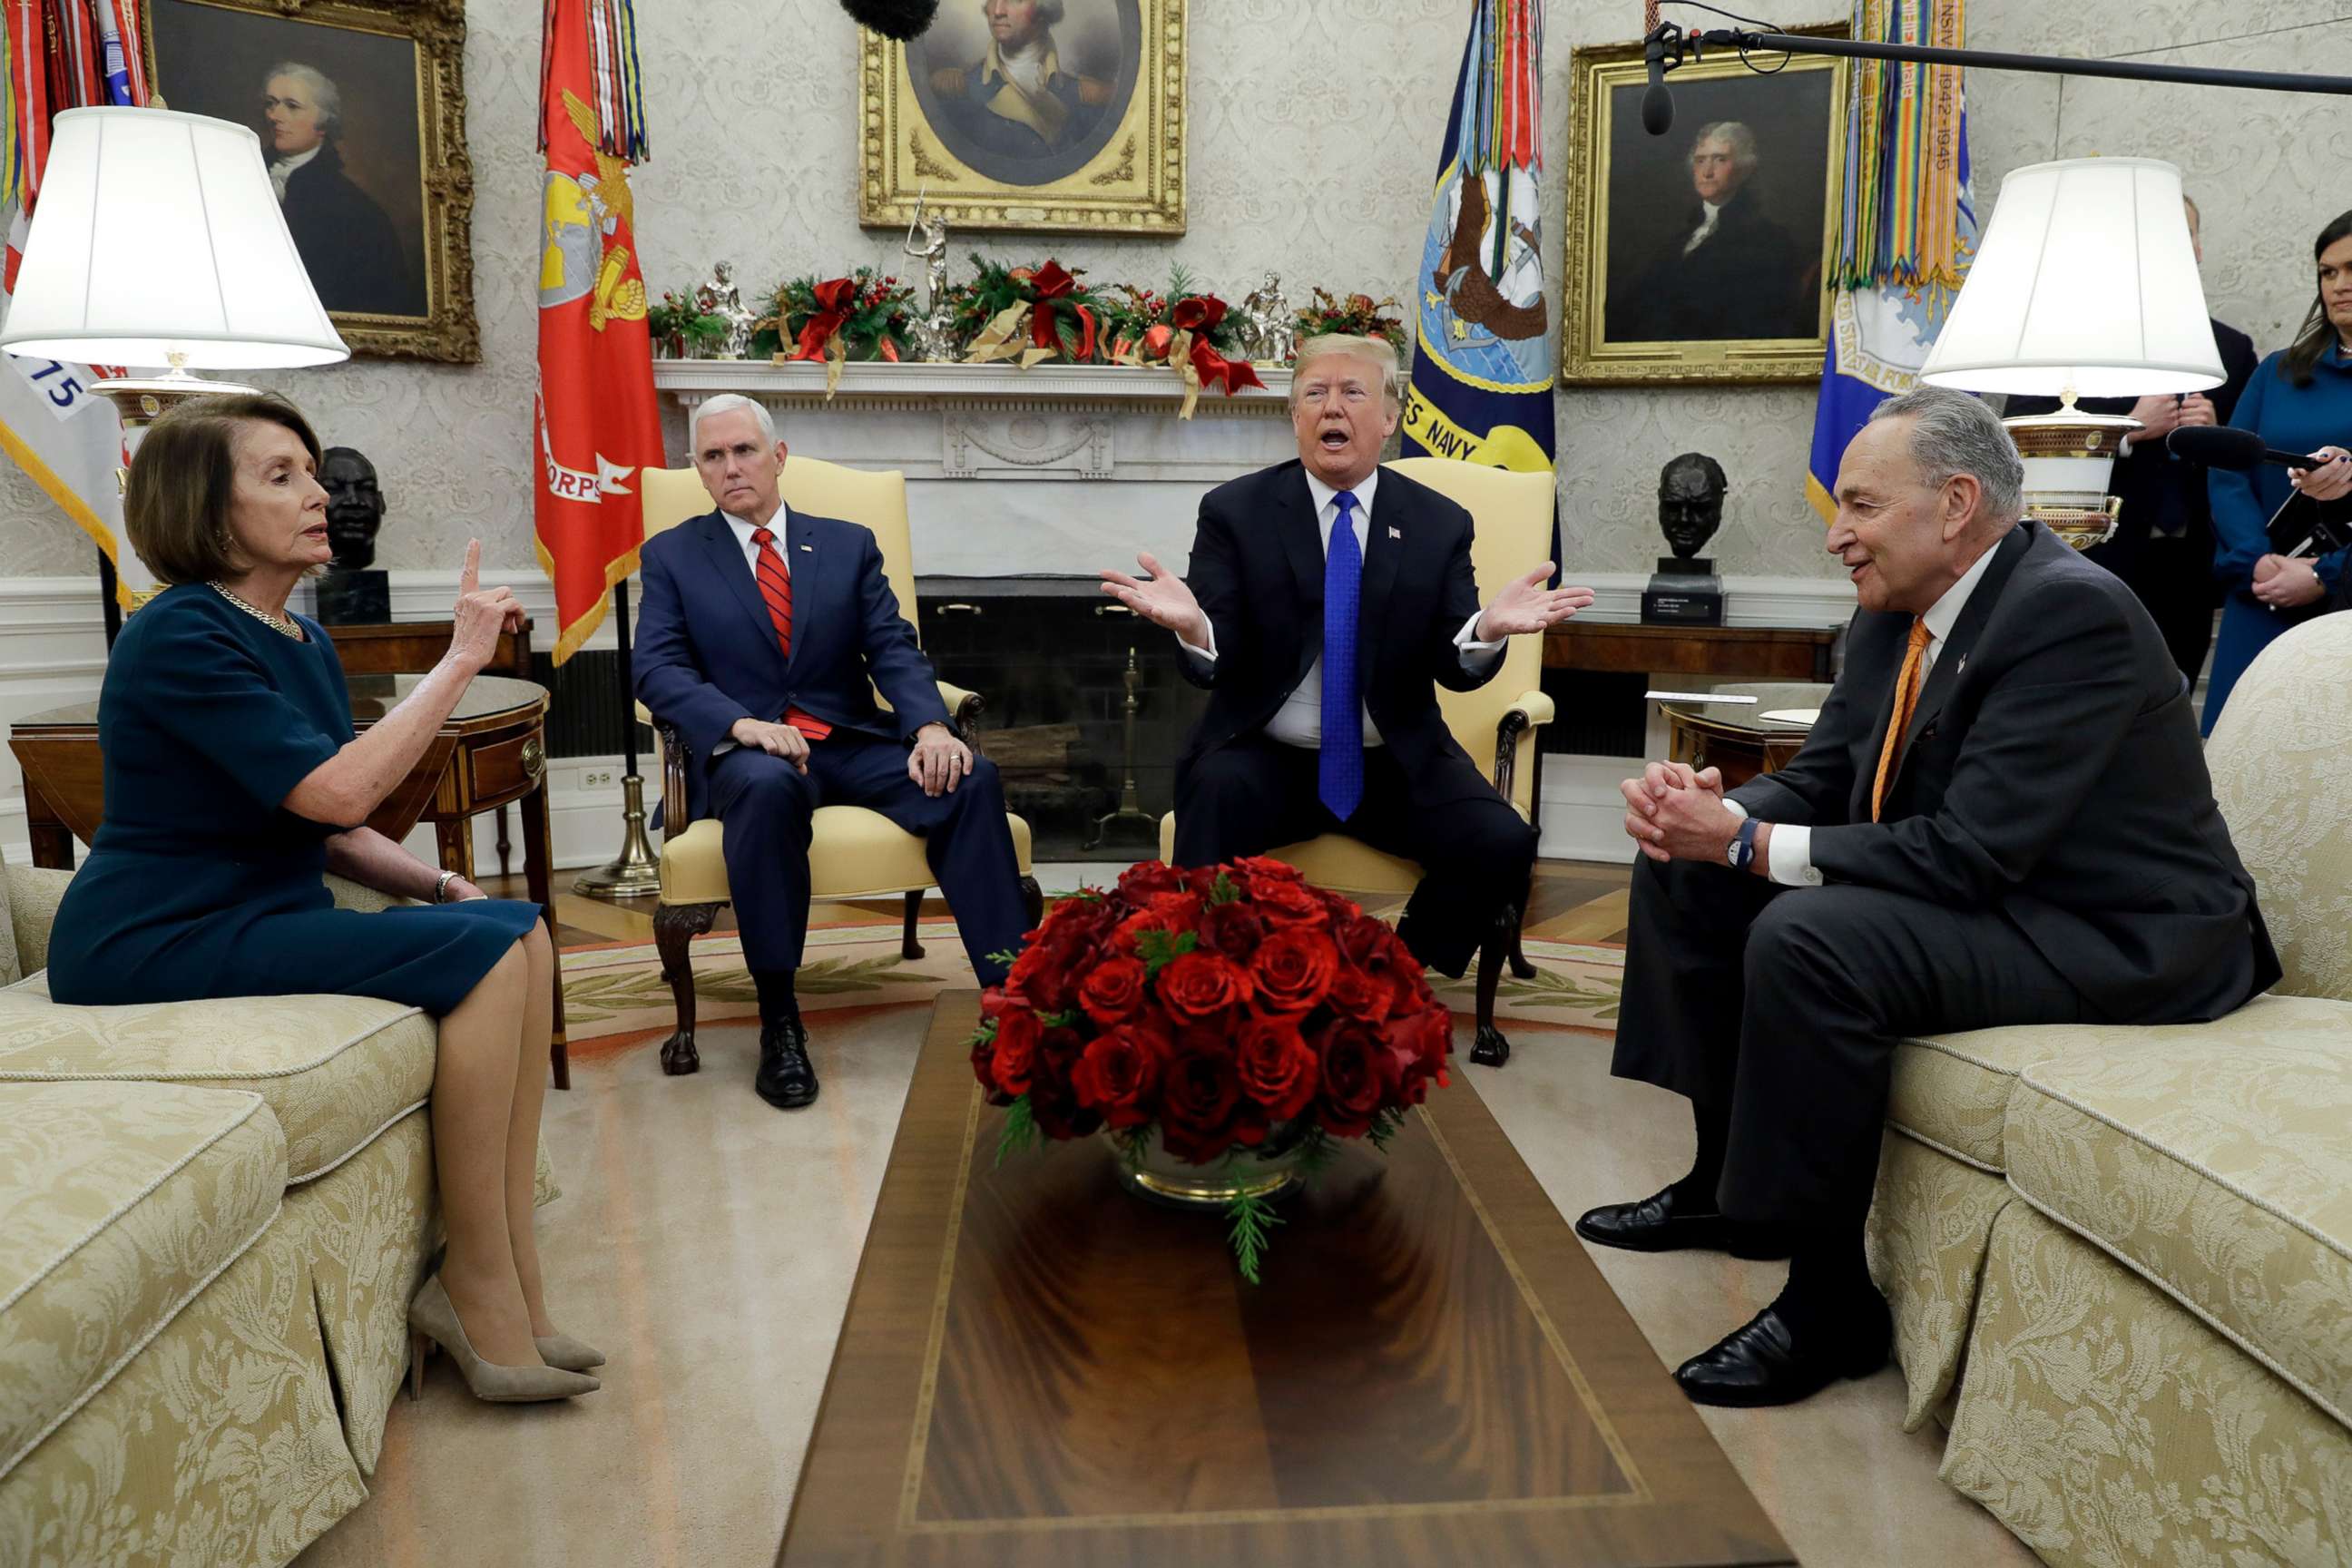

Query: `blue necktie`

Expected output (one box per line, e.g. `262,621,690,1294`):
1319,491,1364,820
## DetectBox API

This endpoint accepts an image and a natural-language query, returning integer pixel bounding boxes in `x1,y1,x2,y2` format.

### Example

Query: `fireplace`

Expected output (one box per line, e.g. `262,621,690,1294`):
915,576,1207,861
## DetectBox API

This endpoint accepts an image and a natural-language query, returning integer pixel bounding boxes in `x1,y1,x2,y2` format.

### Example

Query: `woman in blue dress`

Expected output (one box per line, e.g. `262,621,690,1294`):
47,393,601,1404
2202,210,2352,732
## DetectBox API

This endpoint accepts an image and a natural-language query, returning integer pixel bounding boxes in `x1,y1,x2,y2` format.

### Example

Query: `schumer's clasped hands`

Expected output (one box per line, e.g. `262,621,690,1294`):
1622,761,1743,867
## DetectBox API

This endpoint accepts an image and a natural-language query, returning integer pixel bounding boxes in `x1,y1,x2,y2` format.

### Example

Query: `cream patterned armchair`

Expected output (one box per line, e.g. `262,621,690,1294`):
637,458,1042,1075
1866,611,2352,1564
1156,457,1557,1066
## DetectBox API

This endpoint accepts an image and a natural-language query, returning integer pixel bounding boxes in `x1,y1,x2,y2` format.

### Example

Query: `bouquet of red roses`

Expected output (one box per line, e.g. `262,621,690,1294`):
969,857,1452,1280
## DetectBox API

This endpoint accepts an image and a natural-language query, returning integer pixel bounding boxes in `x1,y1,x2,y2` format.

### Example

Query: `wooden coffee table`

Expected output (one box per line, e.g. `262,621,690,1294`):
779,995,1794,1567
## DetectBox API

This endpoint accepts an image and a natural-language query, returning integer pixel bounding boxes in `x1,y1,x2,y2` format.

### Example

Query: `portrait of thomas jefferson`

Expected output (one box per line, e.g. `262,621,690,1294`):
1605,120,1817,344
261,62,420,318
916,0,1137,186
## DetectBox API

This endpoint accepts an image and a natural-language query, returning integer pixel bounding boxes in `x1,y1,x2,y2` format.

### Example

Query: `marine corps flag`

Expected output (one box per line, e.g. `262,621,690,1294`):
1402,0,1554,481
534,0,659,664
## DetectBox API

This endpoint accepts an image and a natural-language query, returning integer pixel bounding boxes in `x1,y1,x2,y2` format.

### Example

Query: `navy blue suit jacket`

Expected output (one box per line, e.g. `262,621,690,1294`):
634,506,951,822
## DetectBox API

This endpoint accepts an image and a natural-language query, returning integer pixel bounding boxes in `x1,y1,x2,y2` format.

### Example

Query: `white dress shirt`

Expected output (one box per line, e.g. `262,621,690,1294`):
1728,540,2002,886
269,143,321,203
1681,199,1724,256
723,506,793,581
1178,468,1504,748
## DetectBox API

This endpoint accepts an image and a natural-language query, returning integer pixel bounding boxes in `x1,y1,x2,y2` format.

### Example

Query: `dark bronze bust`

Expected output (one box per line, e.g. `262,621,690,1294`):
1659,452,1728,560
316,446,390,624
1642,452,1728,626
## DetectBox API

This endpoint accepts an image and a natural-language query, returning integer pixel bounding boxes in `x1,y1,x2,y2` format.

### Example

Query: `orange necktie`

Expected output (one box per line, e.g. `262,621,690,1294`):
750,526,832,741
1869,617,1933,822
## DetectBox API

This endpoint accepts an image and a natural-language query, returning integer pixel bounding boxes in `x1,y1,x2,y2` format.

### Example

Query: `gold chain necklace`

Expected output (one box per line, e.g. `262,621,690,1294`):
207,581,305,640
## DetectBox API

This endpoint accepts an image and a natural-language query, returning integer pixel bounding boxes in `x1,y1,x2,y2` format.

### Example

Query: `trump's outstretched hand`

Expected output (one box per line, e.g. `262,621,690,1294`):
1100,553,1210,647
1621,760,1740,865
1477,564,1596,641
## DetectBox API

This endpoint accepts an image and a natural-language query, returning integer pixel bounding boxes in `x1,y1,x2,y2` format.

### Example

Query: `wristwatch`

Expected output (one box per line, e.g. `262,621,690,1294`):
1728,817,1762,873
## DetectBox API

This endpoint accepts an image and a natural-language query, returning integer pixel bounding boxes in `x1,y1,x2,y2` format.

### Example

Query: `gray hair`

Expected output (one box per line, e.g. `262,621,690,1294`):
264,63,341,137
690,394,778,452
1690,122,1758,177
1868,386,2024,524
1290,334,1402,412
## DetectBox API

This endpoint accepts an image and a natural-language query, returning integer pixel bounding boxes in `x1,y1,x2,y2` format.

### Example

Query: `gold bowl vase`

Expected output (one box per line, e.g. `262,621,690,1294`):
1107,1127,1307,1209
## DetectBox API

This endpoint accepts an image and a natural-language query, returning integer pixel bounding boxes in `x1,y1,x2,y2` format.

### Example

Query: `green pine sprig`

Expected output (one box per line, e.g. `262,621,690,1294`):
1366,1108,1405,1153
1133,927,1199,981
1226,1187,1285,1285
985,948,1021,969
1291,1124,1338,1181
995,1094,1040,1167
1207,871,1241,906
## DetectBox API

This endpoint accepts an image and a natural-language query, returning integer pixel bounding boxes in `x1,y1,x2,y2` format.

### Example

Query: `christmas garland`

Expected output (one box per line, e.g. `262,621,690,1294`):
659,260,1404,417
1294,288,1407,356
750,268,916,393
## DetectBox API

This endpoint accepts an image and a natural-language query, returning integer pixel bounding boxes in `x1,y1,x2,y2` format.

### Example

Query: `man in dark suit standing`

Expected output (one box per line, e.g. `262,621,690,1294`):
635,396,1032,1112
1098,336,1595,1056
1583,386,2278,1407
2005,196,2259,684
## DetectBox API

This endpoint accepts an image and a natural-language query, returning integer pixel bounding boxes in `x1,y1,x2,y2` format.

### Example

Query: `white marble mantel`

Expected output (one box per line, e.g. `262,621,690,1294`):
652,359,1303,579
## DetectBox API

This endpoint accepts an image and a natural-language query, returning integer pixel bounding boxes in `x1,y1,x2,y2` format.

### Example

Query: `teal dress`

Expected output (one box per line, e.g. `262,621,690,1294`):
45,585,541,1015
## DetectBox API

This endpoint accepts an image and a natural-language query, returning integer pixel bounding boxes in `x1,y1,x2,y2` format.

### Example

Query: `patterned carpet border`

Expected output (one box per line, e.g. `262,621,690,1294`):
561,921,1626,1044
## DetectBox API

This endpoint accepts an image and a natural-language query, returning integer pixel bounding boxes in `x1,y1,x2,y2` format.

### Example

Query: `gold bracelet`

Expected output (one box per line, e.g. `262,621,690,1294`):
435,870,459,903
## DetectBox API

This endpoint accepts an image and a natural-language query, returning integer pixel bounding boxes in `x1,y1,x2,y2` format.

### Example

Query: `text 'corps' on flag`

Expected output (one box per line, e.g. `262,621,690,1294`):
534,0,661,663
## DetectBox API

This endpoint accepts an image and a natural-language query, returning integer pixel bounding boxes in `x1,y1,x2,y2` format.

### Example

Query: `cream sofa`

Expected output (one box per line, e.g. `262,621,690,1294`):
1867,612,2352,1563
0,850,549,1566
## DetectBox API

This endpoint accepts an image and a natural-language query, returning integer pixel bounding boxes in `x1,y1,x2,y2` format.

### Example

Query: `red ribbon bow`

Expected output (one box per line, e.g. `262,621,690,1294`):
1189,332,1265,398
794,277,858,360
1026,260,1083,355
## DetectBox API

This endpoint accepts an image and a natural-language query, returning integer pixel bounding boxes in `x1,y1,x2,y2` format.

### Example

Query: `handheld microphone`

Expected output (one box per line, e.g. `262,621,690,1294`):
2166,426,2335,471
1642,33,1676,135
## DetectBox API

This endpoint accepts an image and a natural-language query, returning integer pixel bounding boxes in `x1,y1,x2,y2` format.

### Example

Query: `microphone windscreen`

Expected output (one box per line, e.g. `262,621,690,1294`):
840,0,940,40
1641,83,1674,136
2165,425,2265,470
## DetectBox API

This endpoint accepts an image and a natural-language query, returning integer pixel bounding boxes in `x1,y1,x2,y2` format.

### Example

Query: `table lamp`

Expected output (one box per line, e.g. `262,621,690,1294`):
1920,156,2221,549
0,105,348,428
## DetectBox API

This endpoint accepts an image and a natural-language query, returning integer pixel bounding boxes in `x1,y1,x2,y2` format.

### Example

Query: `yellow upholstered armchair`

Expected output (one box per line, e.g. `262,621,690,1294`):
1157,456,1556,1066
635,458,1041,1075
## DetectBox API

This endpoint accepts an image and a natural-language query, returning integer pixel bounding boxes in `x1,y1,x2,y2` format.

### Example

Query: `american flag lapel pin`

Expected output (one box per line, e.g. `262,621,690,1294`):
799,543,813,552
1387,526,1402,540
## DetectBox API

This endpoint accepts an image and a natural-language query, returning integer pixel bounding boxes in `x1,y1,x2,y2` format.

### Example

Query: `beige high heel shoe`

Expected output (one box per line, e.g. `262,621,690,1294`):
407,1276,600,1404
534,1333,607,1372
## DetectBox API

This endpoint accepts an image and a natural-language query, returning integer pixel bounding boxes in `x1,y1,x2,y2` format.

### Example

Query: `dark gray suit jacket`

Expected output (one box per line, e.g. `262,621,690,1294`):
1731,521,2279,1025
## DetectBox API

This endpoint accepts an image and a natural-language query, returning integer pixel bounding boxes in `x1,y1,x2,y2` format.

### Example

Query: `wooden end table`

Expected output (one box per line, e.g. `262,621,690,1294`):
1544,621,1838,681
776,993,1796,1568
1661,682,1834,793
8,673,571,1089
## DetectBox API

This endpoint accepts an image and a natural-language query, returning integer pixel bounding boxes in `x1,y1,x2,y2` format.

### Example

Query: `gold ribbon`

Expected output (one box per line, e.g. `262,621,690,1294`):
964,302,1056,368
1170,328,1203,420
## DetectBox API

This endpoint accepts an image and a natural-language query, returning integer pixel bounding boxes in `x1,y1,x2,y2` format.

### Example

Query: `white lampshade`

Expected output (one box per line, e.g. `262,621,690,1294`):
1920,157,2220,399
0,106,347,370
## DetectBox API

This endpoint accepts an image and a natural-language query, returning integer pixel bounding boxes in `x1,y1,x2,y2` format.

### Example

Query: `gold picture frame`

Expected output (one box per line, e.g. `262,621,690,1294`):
858,0,1186,237
1561,24,1848,386
142,0,479,364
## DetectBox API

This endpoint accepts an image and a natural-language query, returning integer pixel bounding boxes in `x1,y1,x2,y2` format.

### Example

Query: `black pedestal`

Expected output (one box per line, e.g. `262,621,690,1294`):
315,569,390,625
1641,556,1724,626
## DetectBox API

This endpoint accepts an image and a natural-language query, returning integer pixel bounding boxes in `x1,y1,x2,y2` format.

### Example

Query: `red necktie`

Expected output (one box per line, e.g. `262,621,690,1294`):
750,526,831,741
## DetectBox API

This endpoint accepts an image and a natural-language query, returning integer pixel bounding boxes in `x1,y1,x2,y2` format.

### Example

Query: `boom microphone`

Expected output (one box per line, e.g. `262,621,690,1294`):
839,0,939,40
1642,34,1676,135
2166,425,2336,471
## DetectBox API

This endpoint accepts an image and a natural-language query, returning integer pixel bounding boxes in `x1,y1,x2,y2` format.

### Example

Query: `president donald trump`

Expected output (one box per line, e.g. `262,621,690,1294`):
1100,334,1594,1062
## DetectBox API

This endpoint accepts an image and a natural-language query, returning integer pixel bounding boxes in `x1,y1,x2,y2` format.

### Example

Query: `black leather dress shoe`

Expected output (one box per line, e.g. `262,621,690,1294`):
1573,1186,1793,1259
1674,1298,1892,1407
755,1018,818,1110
